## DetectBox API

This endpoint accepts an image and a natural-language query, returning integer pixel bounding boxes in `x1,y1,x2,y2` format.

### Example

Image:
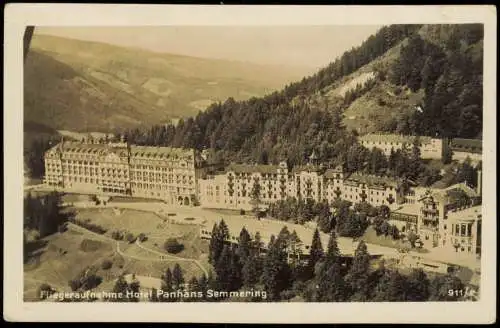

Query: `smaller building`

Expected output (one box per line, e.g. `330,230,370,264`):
445,206,482,256
359,133,443,160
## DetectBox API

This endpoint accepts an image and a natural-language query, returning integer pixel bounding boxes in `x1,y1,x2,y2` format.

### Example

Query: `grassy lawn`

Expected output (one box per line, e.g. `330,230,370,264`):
361,226,406,249
23,228,117,300
24,222,207,301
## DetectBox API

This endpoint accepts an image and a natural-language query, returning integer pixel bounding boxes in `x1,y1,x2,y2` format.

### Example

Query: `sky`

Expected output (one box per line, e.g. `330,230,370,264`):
35,25,382,70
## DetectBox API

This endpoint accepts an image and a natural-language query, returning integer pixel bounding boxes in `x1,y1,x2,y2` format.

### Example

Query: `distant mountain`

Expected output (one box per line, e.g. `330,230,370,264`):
24,34,311,133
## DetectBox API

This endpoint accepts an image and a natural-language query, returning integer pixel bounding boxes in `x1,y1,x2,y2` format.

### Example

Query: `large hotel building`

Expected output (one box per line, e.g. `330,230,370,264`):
44,139,201,205
43,139,482,256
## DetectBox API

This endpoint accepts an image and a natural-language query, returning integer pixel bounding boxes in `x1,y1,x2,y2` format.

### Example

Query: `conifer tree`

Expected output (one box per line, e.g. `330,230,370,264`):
261,233,292,301
406,268,430,301
187,276,200,302
229,245,243,291
345,241,371,301
128,274,141,302
307,228,324,278
172,263,184,290
198,273,209,301
215,244,233,293
208,223,220,264
149,287,159,302
238,227,252,264
111,274,129,302
161,268,175,302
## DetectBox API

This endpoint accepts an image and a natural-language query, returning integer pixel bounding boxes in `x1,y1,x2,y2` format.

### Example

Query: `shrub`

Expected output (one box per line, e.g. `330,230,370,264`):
101,259,113,270
240,209,246,215
69,266,102,291
111,230,124,240
126,233,136,244
79,239,104,252
71,218,107,234
137,233,147,242
164,238,184,254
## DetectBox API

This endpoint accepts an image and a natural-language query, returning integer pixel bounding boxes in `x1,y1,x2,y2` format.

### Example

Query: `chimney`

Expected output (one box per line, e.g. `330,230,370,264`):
477,169,482,196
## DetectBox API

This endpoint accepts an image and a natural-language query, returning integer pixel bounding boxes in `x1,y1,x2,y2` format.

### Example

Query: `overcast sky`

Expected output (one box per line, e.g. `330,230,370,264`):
36,25,382,70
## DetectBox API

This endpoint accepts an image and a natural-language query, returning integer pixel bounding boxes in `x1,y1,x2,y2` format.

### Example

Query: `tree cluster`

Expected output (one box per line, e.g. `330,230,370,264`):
24,191,72,239
389,25,483,139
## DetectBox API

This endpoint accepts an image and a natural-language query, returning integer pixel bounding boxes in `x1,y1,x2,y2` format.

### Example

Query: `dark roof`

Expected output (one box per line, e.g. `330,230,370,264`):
324,165,344,178
450,138,482,153
344,173,398,188
227,164,281,175
291,164,321,174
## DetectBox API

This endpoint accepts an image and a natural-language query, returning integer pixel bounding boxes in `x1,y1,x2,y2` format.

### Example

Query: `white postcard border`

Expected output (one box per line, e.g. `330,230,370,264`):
3,4,497,324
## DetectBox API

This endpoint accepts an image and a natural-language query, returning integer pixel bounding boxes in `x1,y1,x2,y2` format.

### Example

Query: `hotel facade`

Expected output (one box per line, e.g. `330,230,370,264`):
43,139,481,256
44,140,201,205
198,161,404,211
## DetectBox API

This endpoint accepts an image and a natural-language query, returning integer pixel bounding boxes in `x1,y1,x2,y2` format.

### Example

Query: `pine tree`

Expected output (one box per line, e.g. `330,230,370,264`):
172,263,184,290
187,276,200,302
198,273,209,301
215,244,233,293
209,220,228,265
128,274,141,302
238,227,252,264
406,268,430,301
326,230,340,262
345,241,371,301
229,245,243,291
261,233,292,301
161,268,175,302
307,228,324,278
242,254,260,287
149,287,159,302
111,274,129,302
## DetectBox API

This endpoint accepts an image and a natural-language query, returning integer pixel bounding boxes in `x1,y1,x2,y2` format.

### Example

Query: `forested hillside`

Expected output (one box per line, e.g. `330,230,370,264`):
122,24,483,168
122,25,424,166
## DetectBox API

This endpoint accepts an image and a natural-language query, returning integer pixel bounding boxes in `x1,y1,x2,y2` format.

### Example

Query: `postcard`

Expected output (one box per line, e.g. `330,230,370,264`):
3,3,497,324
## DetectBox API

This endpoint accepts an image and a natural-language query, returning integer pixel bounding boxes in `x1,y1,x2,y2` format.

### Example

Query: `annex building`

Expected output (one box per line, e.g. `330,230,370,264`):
359,133,445,159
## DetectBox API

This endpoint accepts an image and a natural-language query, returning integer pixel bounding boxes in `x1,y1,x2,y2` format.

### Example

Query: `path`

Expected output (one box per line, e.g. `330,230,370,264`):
67,222,209,276
64,199,480,270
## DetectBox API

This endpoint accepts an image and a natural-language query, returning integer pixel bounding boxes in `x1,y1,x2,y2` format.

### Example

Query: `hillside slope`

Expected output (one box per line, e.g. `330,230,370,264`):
24,34,310,133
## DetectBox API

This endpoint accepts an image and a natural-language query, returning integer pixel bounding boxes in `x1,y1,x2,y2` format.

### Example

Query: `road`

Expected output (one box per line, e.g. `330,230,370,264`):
67,222,209,276
60,196,480,271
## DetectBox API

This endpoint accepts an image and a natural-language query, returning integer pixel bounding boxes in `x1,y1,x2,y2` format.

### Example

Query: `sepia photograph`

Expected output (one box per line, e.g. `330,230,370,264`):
4,4,497,324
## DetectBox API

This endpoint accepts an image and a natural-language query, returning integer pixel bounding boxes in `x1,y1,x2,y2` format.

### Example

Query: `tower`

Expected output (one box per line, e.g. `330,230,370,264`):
309,150,318,166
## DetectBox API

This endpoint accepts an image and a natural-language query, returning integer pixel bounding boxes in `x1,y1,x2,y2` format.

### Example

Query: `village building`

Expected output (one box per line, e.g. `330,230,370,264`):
359,133,445,159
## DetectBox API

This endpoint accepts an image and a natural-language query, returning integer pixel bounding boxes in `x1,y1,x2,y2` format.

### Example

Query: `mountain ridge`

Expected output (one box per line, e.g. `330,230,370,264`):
24,34,310,134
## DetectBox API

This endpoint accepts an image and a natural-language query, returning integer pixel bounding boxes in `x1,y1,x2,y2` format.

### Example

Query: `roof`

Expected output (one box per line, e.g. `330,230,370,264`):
130,145,193,160
324,165,344,178
445,183,479,199
359,133,433,145
45,141,193,160
291,164,321,174
447,206,482,222
344,173,398,188
450,138,482,153
392,203,421,216
227,163,281,175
